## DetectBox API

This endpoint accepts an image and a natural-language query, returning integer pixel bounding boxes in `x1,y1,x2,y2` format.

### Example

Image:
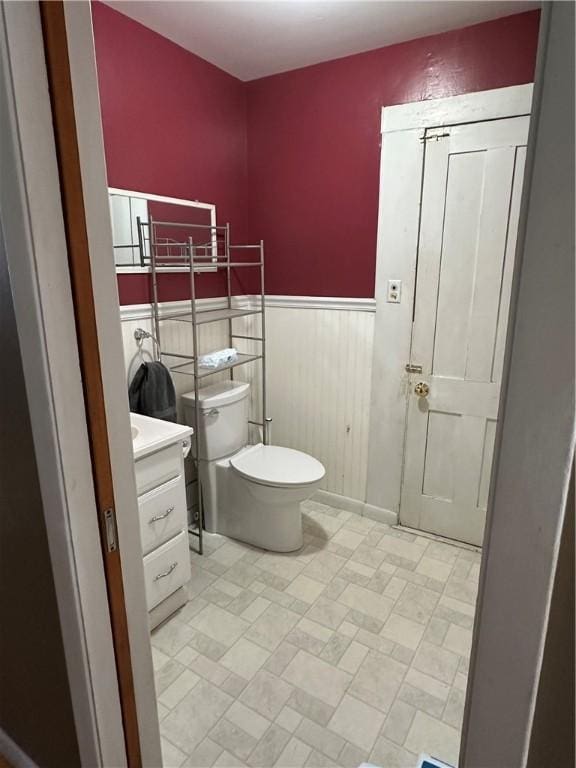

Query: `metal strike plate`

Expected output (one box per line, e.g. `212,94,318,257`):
104,508,117,552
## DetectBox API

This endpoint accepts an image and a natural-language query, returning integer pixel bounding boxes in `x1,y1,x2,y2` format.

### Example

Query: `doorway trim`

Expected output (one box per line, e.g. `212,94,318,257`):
0,2,126,764
1,2,161,765
62,2,163,764
365,83,533,522
40,3,142,764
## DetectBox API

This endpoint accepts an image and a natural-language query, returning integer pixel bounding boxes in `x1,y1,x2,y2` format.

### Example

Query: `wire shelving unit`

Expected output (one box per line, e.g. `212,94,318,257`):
137,217,269,555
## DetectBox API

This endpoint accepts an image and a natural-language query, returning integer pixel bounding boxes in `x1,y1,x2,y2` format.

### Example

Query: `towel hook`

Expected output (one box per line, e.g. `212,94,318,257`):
134,327,160,362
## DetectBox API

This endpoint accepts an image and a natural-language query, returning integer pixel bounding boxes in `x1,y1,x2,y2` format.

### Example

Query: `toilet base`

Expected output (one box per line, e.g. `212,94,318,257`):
199,449,319,552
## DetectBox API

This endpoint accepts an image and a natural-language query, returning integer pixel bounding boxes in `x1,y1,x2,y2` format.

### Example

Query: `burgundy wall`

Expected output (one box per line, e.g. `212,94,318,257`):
246,10,540,297
92,4,540,303
92,1,254,304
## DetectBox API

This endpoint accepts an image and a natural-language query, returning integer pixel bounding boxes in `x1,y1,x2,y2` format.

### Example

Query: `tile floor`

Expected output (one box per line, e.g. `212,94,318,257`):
152,500,480,768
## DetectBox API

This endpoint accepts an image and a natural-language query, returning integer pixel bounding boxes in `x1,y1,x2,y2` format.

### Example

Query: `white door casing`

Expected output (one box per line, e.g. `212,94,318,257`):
366,84,533,525
401,117,529,545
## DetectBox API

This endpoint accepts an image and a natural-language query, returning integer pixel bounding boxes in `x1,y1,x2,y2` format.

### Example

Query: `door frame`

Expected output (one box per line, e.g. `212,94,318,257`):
400,115,530,544
40,2,143,765
0,2,127,765
46,2,163,764
365,83,534,524
0,2,161,765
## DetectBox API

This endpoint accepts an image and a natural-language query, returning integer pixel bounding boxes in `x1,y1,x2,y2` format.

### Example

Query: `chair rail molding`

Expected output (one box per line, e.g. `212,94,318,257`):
265,295,376,312
119,294,376,320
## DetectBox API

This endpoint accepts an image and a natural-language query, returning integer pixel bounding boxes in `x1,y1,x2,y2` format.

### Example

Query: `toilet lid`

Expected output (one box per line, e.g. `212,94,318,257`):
230,444,325,488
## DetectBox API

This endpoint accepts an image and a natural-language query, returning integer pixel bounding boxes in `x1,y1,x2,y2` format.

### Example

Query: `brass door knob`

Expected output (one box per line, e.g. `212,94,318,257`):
414,382,430,397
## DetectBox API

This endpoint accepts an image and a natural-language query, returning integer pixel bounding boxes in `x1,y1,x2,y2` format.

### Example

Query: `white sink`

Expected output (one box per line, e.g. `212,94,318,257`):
130,413,193,461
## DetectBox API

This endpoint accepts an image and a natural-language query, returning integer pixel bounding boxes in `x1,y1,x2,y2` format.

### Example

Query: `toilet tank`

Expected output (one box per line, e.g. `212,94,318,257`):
181,381,250,460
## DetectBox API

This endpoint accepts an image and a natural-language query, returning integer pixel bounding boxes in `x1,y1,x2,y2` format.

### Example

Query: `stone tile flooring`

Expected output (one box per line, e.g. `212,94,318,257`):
153,500,480,768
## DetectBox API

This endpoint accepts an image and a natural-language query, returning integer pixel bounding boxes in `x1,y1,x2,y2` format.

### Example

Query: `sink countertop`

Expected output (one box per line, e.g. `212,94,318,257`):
130,412,193,461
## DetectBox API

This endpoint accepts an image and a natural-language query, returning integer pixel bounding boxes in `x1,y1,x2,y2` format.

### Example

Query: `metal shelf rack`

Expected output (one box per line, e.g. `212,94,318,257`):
138,217,269,555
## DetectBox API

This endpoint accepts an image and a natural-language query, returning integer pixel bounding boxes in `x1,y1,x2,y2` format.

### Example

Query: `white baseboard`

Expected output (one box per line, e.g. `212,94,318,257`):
363,502,398,526
0,729,38,768
313,489,398,526
314,489,364,515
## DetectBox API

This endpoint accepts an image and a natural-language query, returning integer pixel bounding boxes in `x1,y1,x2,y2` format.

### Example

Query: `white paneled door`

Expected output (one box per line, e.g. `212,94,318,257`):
400,116,529,545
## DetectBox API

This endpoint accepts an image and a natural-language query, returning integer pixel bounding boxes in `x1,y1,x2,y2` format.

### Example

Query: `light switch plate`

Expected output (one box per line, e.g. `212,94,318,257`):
387,279,402,303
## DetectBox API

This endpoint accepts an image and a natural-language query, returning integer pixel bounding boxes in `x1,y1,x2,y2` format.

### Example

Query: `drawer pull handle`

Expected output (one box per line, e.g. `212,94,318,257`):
149,506,174,524
154,562,178,581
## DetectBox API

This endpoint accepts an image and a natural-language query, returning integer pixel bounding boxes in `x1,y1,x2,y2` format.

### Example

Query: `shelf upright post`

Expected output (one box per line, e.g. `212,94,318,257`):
136,215,145,268
188,236,204,555
260,240,270,445
225,222,233,382
149,216,161,361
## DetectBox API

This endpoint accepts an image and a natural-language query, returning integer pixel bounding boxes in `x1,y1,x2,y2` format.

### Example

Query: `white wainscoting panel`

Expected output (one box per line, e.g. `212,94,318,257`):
266,306,374,501
121,302,266,438
120,298,375,502
121,315,229,403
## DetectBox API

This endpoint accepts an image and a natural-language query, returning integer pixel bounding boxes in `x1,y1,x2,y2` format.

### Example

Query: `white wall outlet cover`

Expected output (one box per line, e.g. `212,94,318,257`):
387,278,402,303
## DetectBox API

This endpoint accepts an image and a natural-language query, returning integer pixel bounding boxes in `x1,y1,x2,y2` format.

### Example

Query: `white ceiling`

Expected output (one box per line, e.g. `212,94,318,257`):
104,1,538,81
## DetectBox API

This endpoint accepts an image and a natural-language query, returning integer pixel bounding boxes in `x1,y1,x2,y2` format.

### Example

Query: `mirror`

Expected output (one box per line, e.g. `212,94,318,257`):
108,188,217,272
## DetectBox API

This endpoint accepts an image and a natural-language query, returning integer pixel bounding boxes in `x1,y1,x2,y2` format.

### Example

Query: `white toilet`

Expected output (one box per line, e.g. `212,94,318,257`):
181,381,324,552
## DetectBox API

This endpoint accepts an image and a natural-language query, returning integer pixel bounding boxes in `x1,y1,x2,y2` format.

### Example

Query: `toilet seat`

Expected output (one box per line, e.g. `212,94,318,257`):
230,444,325,488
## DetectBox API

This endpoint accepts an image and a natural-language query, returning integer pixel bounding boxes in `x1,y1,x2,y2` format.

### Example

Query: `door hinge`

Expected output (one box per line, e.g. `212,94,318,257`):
103,507,118,552
420,129,450,143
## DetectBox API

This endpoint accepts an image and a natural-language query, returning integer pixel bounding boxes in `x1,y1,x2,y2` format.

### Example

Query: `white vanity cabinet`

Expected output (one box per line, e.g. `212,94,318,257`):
131,413,193,629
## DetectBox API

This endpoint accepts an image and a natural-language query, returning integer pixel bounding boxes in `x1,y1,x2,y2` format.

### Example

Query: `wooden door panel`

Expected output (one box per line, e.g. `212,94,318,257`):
416,491,488,544
421,410,459,502
449,115,529,153
493,146,527,384
409,138,448,373
421,379,499,418
465,148,516,382
432,150,486,379
432,148,516,382
477,418,497,512
401,116,529,545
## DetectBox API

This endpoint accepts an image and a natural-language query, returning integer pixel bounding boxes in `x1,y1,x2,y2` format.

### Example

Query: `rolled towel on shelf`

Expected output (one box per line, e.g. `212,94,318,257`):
198,348,238,369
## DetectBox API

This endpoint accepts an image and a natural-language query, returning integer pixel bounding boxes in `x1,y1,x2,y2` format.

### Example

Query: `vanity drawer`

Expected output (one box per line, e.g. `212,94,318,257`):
143,530,190,611
138,477,187,555
135,443,182,496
